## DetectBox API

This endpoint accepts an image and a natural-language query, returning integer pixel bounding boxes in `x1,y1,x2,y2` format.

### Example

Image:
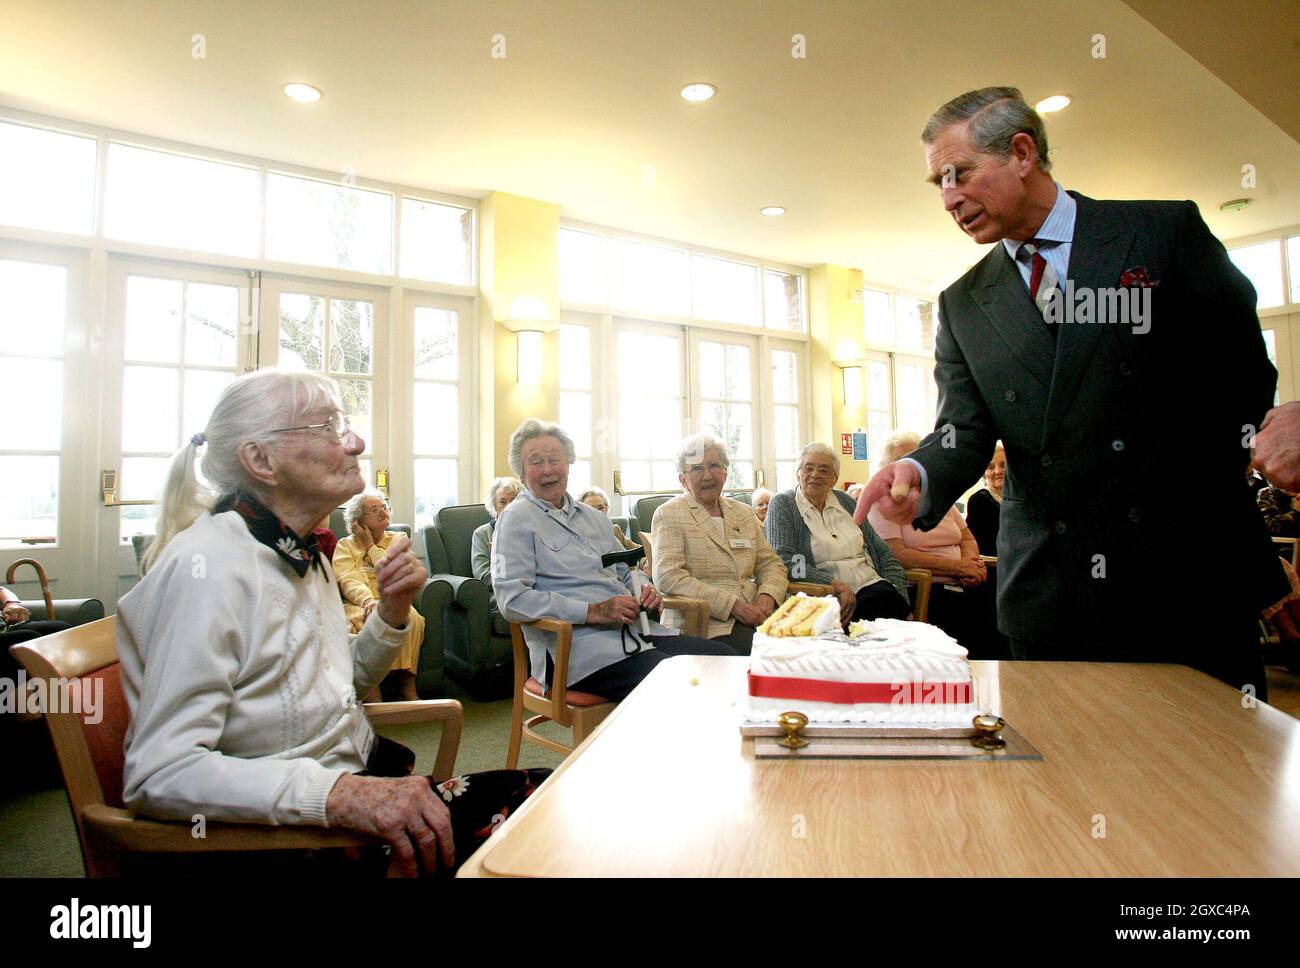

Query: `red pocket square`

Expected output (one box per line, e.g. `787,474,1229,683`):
1119,266,1159,288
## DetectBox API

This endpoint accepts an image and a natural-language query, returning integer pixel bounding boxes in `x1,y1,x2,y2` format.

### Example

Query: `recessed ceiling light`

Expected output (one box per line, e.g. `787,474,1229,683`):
760,206,786,217
283,83,322,103
680,83,717,102
1035,94,1071,113
1220,198,1253,212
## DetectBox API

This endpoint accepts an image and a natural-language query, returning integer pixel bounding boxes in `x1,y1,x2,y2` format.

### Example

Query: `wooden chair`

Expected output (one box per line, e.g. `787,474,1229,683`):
1272,537,1300,570
788,568,933,623
505,595,709,768
8,616,463,877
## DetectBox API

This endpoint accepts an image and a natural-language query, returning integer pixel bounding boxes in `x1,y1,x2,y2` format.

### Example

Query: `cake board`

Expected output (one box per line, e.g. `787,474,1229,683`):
748,721,1041,760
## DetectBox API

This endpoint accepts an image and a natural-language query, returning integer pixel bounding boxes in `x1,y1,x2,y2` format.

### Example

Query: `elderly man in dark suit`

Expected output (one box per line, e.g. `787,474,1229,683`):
856,86,1291,697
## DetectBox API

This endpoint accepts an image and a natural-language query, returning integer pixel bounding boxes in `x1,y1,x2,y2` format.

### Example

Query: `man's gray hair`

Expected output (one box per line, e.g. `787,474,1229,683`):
798,441,840,477
880,429,922,467
345,489,385,531
675,432,730,474
507,418,577,477
484,475,522,516
922,86,1052,174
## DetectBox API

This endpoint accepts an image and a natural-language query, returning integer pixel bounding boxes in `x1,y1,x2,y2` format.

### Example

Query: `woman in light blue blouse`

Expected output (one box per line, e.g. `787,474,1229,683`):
492,419,734,701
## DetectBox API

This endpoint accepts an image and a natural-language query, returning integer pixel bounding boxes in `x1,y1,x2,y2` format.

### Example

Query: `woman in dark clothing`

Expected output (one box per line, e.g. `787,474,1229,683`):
964,444,1005,555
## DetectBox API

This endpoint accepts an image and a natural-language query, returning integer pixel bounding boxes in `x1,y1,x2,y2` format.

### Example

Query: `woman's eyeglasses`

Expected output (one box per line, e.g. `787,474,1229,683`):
269,413,351,441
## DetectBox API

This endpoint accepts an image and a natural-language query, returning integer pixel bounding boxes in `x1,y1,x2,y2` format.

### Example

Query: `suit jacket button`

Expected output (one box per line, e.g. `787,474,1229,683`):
1111,439,1125,452
1120,362,1133,376
1128,508,1142,522
1005,390,1017,402
1054,521,1067,535
1041,454,1052,467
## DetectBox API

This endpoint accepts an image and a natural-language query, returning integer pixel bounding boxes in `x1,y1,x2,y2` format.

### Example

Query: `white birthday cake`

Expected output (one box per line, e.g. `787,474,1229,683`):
745,594,979,728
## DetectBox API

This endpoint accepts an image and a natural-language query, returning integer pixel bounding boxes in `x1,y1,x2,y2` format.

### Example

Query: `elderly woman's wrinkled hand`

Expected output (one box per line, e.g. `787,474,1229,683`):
831,580,856,625
639,582,662,613
587,595,641,625
351,520,375,554
1,600,30,626
374,534,427,628
326,773,454,877
956,557,987,586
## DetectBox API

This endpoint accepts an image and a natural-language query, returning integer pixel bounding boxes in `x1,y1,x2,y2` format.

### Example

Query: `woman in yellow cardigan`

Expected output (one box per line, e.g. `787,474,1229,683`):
333,491,425,700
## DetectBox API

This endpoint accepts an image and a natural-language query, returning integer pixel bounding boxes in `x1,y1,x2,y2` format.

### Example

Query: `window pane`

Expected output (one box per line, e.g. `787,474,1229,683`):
0,455,59,548
183,369,233,440
867,360,891,411
0,259,66,357
620,398,681,460
414,458,458,527
1288,236,1300,304
699,341,725,399
725,344,751,400
728,460,753,490
1229,240,1284,310
329,299,374,374
413,382,457,454
337,378,373,446
701,341,753,403
125,276,181,364
278,293,325,370
184,282,239,366
651,461,678,491
0,122,97,235
692,255,759,325
568,460,592,498
559,324,590,389
895,297,931,352
560,391,592,457
559,229,603,304
773,405,800,460
771,349,798,404
620,461,650,494
266,173,393,275
105,143,259,256
120,456,170,502
867,411,892,468
619,331,679,395
775,460,797,493
122,366,178,452
0,358,60,450
609,239,688,316
764,270,804,331
400,198,472,285
414,307,458,380
863,288,892,344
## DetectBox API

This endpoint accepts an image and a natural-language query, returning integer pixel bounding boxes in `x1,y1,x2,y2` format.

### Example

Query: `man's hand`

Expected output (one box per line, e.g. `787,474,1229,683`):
374,534,426,628
587,595,641,625
1254,401,1300,491
854,461,921,526
325,773,454,877
831,580,856,625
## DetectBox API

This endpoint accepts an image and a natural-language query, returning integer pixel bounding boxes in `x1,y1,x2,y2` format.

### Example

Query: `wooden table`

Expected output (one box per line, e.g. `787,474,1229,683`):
459,656,1300,876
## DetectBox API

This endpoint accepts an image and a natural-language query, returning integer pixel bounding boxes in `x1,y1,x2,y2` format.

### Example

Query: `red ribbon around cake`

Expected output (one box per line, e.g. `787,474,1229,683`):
748,672,971,705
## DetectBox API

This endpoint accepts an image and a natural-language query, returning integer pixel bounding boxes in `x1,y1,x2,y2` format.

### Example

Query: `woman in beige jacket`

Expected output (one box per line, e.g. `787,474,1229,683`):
651,433,788,654
333,490,425,700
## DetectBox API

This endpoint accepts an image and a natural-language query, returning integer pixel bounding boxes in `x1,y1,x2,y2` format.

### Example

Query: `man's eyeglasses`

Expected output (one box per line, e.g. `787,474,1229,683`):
269,413,351,441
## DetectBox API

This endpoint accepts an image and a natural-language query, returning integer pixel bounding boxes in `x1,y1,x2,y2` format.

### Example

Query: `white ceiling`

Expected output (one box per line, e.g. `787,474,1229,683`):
1,0,1297,293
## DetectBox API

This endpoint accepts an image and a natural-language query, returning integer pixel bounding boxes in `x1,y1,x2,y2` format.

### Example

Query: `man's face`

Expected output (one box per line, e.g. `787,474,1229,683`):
926,121,1031,244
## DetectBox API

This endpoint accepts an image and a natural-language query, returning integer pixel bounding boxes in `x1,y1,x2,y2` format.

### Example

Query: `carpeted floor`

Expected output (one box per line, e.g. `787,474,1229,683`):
3,663,1297,877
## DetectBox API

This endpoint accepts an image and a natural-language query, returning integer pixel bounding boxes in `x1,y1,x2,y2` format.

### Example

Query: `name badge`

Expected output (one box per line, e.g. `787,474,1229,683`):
729,537,753,549
350,710,377,763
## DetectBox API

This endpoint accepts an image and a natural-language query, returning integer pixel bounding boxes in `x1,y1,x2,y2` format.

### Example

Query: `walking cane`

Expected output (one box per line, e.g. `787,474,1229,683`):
5,558,55,621
600,546,651,636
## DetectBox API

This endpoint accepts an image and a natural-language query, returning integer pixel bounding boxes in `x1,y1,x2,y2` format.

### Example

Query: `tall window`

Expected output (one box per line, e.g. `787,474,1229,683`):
558,323,593,497
771,349,802,492
0,259,66,548
0,121,97,236
861,287,939,469
617,327,685,492
1228,239,1285,311
698,339,754,487
412,307,460,526
118,274,241,540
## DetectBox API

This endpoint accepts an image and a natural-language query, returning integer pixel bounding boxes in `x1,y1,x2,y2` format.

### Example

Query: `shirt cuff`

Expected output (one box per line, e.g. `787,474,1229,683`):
367,610,412,639
307,768,350,826
899,457,931,519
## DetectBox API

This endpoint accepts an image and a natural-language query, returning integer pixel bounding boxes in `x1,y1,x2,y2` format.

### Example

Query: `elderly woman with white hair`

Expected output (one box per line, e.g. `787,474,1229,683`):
470,475,523,586
493,418,735,702
866,430,1006,657
333,490,424,701
765,441,911,627
117,370,549,876
578,485,639,551
650,433,788,654
751,487,773,525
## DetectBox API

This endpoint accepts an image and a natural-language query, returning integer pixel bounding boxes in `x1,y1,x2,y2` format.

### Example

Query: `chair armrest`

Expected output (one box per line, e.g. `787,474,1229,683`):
661,595,709,638
363,699,463,782
978,555,998,564
82,803,381,854
18,598,105,626
787,581,834,596
425,573,485,605
518,617,577,721
903,568,933,623
524,616,575,635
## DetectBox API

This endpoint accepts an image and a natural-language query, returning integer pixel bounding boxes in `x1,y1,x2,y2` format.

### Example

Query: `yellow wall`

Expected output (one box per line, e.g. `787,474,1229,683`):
808,263,871,488
478,191,562,486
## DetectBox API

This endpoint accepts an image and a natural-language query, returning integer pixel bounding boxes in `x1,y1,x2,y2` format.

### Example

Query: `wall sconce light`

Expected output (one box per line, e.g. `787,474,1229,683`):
517,330,543,385
840,364,863,409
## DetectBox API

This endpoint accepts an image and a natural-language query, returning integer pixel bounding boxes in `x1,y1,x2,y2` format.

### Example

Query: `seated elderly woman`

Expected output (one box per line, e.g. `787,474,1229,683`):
751,487,773,525
866,430,1007,658
963,442,1005,555
117,370,547,876
578,486,638,551
333,491,424,701
470,475,523,585
651,433,787,654
765,442,911,627
493,418,735,702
